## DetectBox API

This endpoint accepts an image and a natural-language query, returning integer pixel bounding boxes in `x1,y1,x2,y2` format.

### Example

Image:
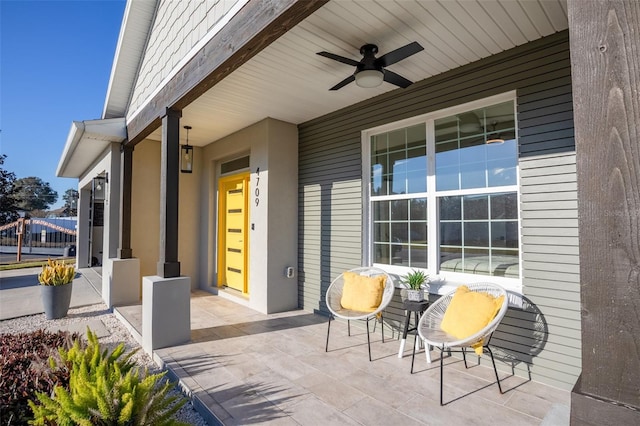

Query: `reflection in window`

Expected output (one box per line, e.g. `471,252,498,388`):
435,101,517,191
439,193,519,278
371,124,426,196
369,99,519,278
372,198,428,268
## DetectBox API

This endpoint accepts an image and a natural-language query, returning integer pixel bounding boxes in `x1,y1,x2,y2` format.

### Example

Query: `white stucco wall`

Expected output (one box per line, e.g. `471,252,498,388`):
77,143,121,269
131,138,202,291
266,119,299,313
199,118,298,314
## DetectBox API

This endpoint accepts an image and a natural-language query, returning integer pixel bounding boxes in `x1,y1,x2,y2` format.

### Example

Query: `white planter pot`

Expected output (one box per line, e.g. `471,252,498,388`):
406,289,424,302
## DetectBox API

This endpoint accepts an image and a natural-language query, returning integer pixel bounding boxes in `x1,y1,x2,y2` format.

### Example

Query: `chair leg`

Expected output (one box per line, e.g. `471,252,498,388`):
366,317,372,361
410,333,418,373
348,319,351,336
486,346,503,394
325,314,332,352
439,345,445,406
380,313,385,343
462,347,468,368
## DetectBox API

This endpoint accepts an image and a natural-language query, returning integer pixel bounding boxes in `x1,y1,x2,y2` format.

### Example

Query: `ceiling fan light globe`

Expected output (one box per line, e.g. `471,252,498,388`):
486,135,505,144
355,70,384,88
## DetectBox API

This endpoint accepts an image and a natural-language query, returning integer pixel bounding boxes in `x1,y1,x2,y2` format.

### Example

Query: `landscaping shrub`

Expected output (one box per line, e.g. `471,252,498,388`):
0,329,77,426
29,329,188,426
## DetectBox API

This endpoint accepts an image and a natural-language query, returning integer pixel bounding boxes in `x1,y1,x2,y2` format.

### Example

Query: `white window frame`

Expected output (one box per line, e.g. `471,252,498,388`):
361,91,523,296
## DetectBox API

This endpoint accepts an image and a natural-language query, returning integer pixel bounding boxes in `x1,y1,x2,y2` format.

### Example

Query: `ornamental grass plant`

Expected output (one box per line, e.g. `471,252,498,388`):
38,259,75,286
29,329,188,426
401,269,429,290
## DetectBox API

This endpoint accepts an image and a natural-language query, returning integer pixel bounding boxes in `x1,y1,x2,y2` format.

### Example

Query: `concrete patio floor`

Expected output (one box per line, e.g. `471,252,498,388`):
116,291,570,425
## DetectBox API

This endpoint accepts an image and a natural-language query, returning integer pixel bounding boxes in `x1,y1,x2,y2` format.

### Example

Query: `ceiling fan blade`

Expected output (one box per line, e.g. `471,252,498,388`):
376,41,424,67
329,75,355,90
383,70,413,88
317,51,360,67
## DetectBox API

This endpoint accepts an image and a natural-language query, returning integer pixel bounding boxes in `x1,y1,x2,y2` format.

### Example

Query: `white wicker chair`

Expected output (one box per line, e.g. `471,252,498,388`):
415,282,508,405
325,267,396,361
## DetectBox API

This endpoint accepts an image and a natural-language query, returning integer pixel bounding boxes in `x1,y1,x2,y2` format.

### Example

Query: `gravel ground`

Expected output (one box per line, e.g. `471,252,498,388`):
0,303,209,426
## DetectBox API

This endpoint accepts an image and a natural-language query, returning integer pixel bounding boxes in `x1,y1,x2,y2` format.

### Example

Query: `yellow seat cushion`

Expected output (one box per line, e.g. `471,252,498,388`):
440,285,505,355
340,272,386,312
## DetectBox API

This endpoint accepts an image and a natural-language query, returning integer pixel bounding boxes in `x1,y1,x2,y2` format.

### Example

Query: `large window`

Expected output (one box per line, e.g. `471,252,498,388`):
366,95,520,287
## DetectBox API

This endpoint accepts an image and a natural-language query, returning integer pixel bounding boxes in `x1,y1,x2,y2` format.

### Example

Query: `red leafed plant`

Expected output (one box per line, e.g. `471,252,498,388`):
0,329,77,426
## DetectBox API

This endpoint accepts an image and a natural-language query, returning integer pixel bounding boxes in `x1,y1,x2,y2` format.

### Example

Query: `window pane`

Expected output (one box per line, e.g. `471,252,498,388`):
409,198,427,220
440,222,461,246
391,244,407,265
410,245,428,268
407,171,427,193
372,164,384,195
492,249,520,278
440,196,461,220
372,134,387,153
464,222,489,247
436,165,459,191
464,195,488,220
407,124,426,148
440,247,462,271
370,100,518,278
439,191,519,277
491,193,518,219
406,147,427,172
491,221,519,248
373,200,389,221
391,200,408,221
487,157,517,187
410,221,427,243
459,136,485,164
391,222,409,244
435,101,516,192
373,222,389,243
374,243,390,264
388,129,405,150
457,110,483,137
460,161,487,189
463,249,490,275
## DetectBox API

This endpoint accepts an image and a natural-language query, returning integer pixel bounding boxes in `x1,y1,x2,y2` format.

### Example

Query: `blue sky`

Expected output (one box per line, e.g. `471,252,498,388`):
1,0,126,208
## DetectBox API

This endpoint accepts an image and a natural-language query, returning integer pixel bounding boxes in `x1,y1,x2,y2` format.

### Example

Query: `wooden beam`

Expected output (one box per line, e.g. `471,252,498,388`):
118,144,133,259
569,0,640,422
126,0,328,145
157,108,182,278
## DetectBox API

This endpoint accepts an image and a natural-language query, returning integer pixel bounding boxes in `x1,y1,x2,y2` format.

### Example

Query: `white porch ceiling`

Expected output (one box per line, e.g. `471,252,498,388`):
146,0,568,146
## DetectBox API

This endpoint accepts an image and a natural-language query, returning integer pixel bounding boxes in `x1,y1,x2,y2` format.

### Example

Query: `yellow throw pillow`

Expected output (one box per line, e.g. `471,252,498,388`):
340,272,386,312
440,285,505,355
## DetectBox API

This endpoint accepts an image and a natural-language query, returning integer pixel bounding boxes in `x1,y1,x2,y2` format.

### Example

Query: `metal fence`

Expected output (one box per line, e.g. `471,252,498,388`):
0,218,77,260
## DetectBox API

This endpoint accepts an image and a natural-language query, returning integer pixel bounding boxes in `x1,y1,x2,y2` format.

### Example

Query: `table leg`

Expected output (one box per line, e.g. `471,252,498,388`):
398,309,412,358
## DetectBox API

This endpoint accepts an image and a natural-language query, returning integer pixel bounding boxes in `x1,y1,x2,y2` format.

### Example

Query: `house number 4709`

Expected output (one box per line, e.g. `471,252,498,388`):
255,167,260,206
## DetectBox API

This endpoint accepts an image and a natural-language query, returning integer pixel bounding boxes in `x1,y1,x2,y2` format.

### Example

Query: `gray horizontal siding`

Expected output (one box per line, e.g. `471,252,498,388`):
299,30,580,389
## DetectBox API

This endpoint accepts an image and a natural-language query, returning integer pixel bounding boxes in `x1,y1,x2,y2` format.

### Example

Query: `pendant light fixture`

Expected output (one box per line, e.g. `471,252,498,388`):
181,125,193,173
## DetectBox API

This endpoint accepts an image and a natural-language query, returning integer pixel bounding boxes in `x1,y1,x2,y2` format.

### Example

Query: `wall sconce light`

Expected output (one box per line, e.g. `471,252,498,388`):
181,125,193,173
93,175,107,201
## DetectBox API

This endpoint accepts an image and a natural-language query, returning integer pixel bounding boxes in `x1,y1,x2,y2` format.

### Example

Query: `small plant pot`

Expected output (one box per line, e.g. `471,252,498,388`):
41,283,73,320
406,289,424,302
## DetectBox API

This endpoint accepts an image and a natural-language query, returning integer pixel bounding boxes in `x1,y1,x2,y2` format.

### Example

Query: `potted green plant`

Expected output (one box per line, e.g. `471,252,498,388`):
401,269,429,302
38,259,75,319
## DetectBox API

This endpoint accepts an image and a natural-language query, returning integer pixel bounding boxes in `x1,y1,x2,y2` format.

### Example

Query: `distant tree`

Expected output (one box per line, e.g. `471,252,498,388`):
0,155,19,223
13,177,58,212
62,188,79,216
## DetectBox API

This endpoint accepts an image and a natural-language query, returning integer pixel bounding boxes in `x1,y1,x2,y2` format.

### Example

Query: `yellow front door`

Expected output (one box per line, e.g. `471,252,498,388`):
218,172,249,293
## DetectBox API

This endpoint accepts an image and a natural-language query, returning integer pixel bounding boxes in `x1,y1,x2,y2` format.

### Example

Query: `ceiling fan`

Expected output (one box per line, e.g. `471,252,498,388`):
317,41,424,90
